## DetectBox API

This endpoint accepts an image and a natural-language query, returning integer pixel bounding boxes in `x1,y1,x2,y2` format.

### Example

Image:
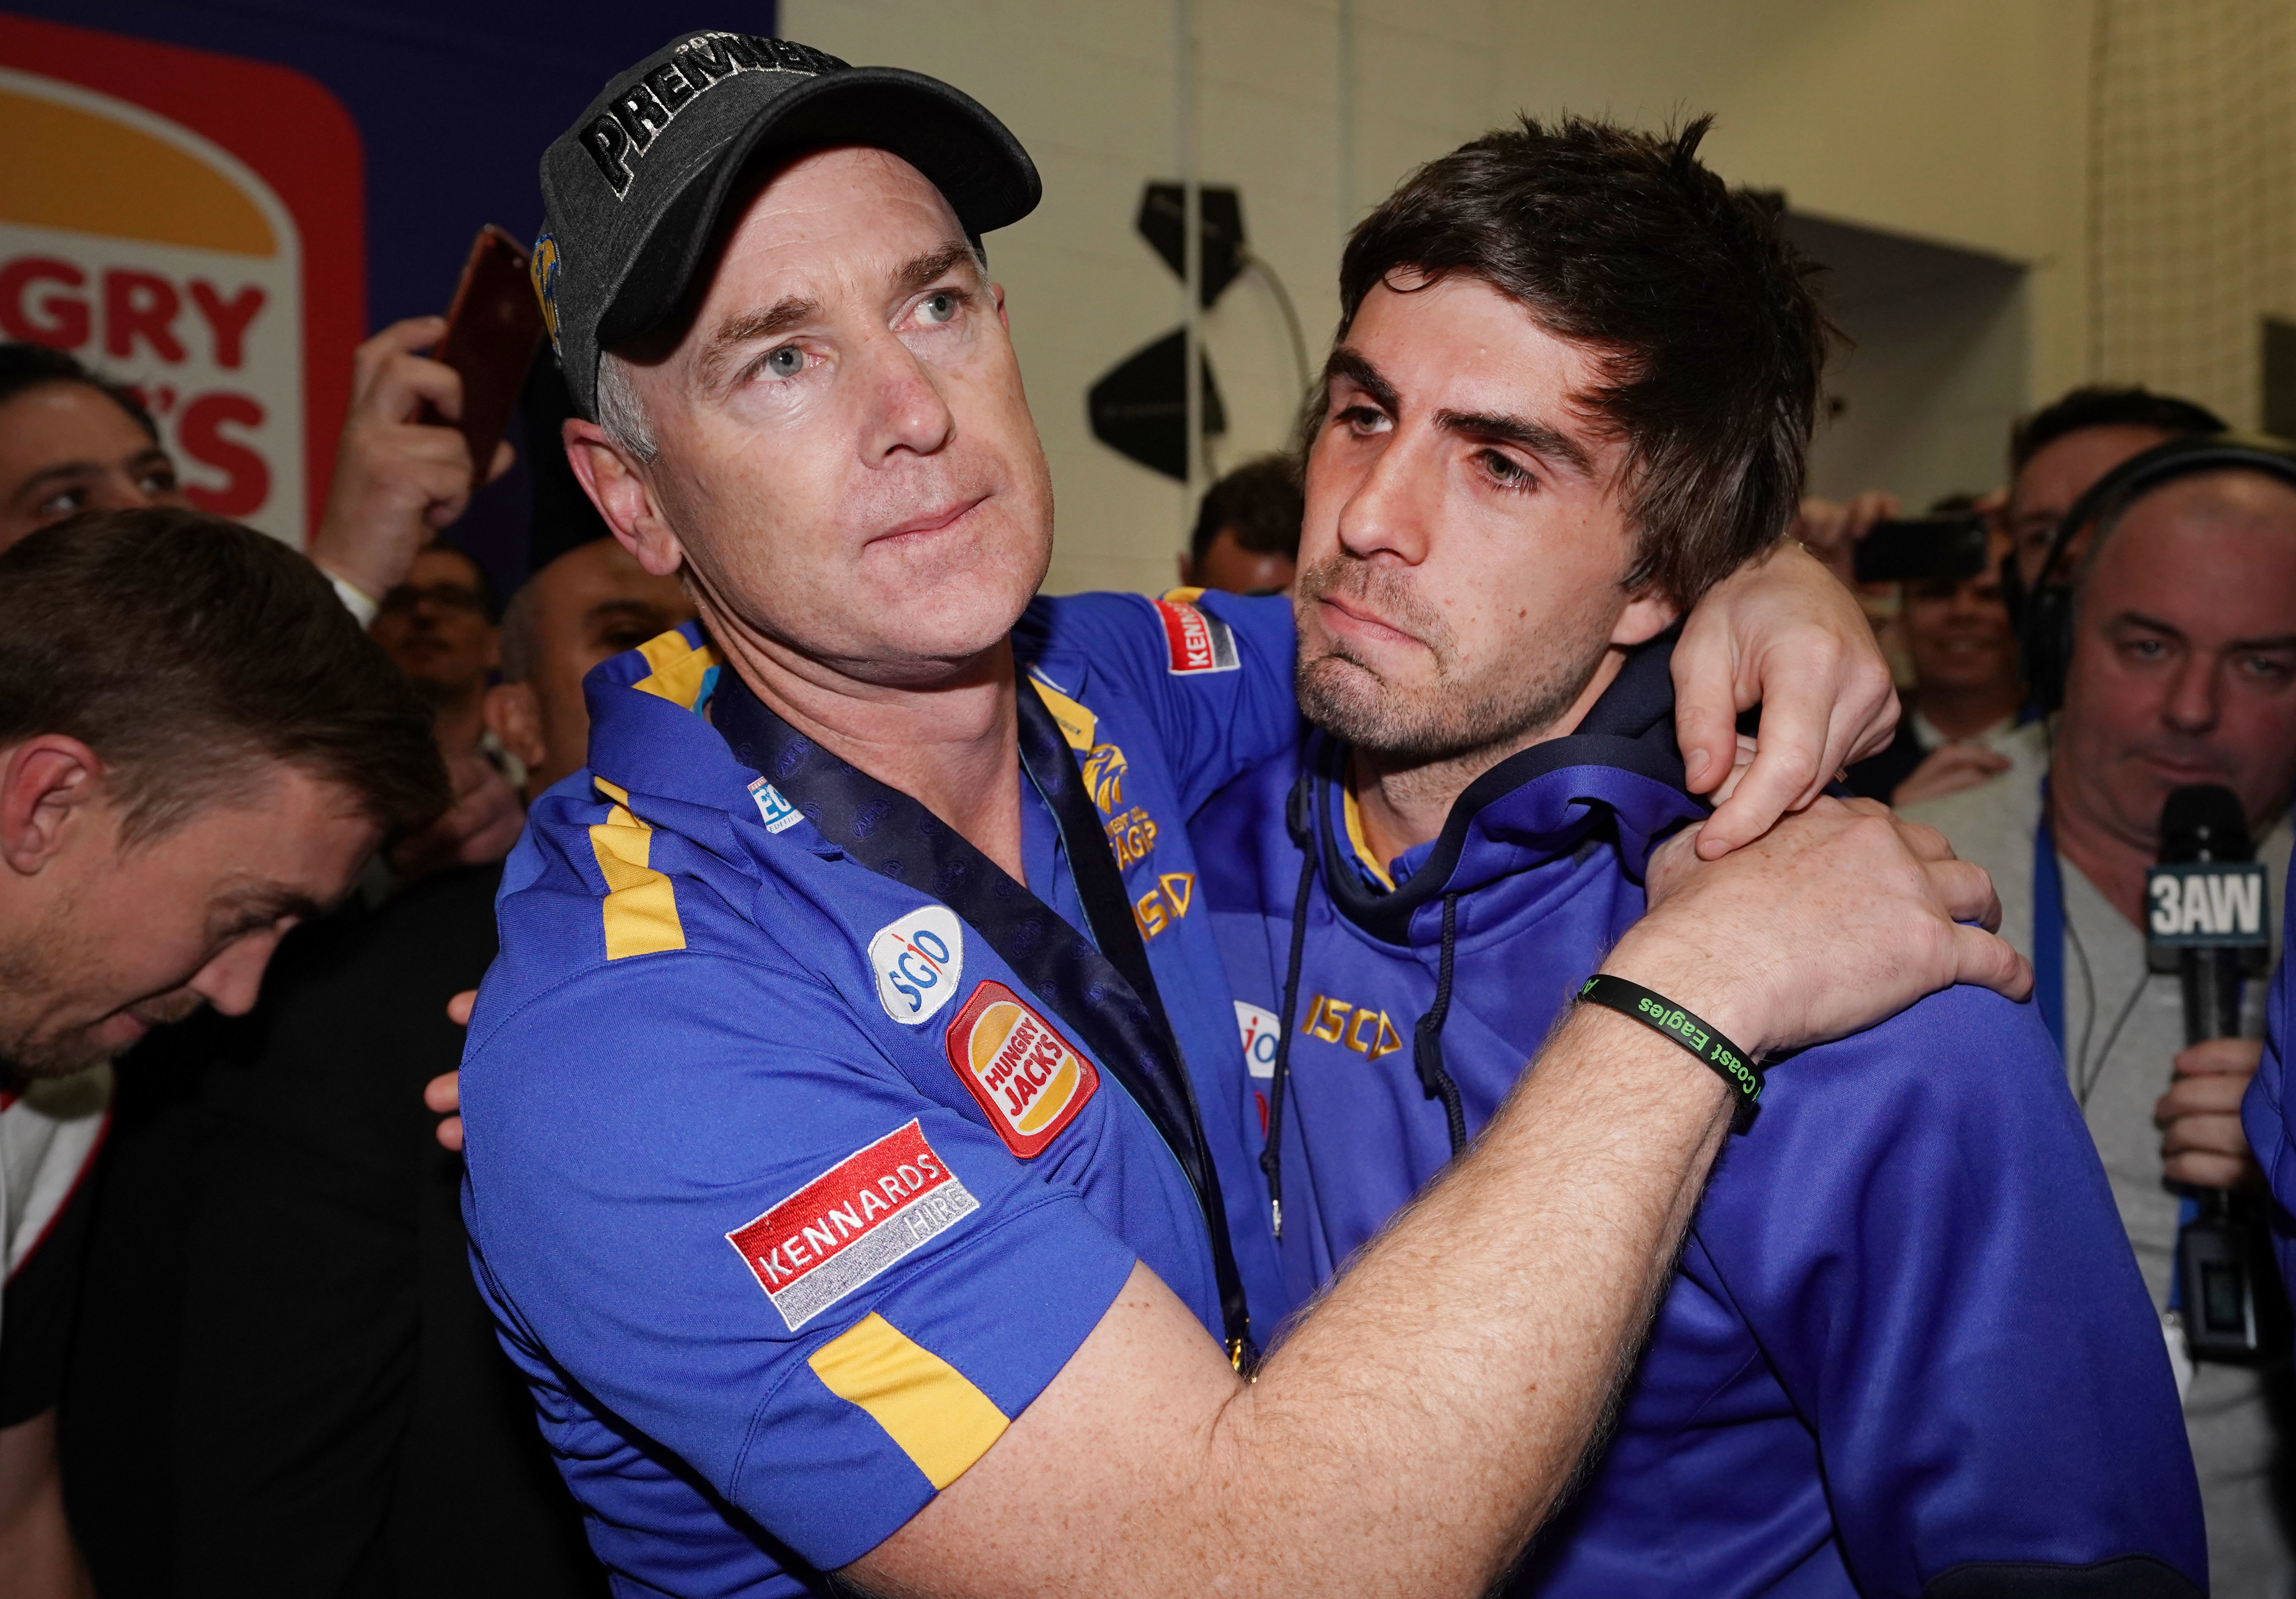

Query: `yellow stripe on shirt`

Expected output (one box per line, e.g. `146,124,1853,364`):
808,1313,1009,1490
1342,779,1396,892
588,777,685,959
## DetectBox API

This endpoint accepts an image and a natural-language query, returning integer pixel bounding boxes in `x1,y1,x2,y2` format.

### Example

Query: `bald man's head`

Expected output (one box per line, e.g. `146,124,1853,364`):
486,539,696,797
2054,467,2296,855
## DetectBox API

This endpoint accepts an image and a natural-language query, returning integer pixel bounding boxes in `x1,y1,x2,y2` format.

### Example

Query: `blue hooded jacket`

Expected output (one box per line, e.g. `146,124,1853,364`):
1196,642,2205,1599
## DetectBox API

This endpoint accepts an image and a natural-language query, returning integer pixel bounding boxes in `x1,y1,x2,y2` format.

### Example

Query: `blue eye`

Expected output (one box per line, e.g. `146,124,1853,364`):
918,292,959,325
763,346,804,379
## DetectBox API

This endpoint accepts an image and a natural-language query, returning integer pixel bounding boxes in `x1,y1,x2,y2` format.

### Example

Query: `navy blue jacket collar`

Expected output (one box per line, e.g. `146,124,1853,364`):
1315,638,1706,946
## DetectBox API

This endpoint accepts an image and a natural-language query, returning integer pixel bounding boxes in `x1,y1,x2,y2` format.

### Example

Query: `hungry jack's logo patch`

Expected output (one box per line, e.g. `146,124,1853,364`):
726,1120,978,1331
943,982,1098,1158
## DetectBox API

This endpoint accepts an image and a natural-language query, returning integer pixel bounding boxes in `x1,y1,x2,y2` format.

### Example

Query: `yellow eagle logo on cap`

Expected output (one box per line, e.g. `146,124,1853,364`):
531,230,563,352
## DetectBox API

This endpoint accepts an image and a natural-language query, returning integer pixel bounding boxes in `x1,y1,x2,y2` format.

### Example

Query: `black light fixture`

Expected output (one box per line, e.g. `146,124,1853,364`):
1086,330,1228,483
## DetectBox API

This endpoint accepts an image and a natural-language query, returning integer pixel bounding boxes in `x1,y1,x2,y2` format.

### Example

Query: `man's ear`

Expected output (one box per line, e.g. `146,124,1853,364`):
1611,584,1682,650
482,684,547,784
563,418,684,579
0,736,107,877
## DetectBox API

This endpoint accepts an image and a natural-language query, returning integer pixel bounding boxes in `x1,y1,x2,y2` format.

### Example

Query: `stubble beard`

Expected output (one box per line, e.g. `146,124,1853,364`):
1291,555,1613,766
0,907,199,1084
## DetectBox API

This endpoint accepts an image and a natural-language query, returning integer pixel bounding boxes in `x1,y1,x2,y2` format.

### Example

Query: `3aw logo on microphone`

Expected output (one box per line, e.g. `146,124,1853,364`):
2145,863,2270,949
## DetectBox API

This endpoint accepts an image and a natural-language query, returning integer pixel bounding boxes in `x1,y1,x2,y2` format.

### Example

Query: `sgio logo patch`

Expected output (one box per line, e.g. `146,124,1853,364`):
868,905,964,1025
944,982,1099,1158
1235,1001,1280,1080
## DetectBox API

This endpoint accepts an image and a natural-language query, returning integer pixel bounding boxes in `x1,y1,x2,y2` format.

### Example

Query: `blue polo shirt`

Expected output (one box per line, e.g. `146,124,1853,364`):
459,590,1296,1595
1195,642,2206,1598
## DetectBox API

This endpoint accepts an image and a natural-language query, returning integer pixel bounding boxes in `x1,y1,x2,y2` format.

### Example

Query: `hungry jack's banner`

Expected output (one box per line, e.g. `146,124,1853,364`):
0,12,360,544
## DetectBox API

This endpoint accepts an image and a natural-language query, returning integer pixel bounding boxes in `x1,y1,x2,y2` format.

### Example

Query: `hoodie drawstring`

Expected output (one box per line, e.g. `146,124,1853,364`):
1260,778,1317,1239
1413,892,1467,1157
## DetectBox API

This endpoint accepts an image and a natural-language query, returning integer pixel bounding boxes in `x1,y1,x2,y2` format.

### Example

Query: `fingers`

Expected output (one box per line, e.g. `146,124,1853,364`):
423,1066,464,1154
1843,490,1901,538
485,437,517,485
350,316,446,392
1669,641,1739,797
1949,922,2033,1001
2162,1149,2251,1190
2173,1037,2265,1078
447,989,477,1026
2157,1074,2251,1121
1696,676,1827,856
356,336,465,425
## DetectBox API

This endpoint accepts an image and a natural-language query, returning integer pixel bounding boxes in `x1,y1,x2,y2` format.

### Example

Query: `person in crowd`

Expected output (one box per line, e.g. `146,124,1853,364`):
0,507,445,1598
450,35,2022,1598
0,344,183,546
1177,452,1302,594
60,535,689,1599
1903,462,2296,1595
371,543,504,764
1843,501,2028,804
1193,116,2200,1597
2002,386,2229,595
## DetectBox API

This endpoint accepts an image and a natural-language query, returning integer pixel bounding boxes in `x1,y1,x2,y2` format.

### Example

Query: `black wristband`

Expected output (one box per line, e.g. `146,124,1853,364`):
1575,973,1763,1133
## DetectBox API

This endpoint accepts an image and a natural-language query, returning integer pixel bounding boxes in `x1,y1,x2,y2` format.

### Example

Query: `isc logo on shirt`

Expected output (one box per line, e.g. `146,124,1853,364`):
1235,1001,1280,1080
869,906,965,1024
1153,597,1239,675
2145,863,2270,949
725,1120,979,1331
943,982,1099,1158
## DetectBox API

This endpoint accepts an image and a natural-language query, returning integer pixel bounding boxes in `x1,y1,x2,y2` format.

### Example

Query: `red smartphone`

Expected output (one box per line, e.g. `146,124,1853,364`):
418,224,546,487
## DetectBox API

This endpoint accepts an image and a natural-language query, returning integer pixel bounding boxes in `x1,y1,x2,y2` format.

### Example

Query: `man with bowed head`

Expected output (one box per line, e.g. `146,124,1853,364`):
0,508,445,1595
457,30,2022,1599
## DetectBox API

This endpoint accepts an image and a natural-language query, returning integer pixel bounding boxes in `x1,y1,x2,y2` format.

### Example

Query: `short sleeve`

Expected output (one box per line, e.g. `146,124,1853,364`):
1017,591,1299,817
459,954,1138,1573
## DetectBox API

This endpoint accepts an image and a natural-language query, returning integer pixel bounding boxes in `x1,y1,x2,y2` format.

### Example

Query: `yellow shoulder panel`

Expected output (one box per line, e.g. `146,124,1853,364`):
1160,585,1206,604
807,1312,1009,1490
588,778,686,959
632,630,725,711
1027,673,1098,752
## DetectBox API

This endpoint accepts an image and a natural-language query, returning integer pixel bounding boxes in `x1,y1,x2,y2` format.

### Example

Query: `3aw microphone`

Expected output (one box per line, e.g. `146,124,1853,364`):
2152,784,2284,1363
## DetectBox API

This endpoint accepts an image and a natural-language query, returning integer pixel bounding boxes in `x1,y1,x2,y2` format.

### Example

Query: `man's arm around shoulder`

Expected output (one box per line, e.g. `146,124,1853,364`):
851,800,2030,1599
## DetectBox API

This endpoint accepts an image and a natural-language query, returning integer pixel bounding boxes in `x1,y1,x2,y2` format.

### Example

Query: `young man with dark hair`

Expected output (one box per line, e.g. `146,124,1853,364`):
0,343,181,547
454,37,2028,1599
1196,117,2203,1596
2004,384,2228,594
1179,452,1303,593
0,505,446,1595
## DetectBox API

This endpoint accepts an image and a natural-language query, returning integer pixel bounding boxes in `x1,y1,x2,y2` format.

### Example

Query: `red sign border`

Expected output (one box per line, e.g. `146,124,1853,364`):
0,11,364,540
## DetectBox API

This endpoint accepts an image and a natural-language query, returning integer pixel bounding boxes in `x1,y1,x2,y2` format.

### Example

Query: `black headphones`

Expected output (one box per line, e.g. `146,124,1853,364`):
2016,431,2296,716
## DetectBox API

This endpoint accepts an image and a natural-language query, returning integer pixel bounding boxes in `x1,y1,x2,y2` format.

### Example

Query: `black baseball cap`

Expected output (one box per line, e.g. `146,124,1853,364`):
534,31,1041,418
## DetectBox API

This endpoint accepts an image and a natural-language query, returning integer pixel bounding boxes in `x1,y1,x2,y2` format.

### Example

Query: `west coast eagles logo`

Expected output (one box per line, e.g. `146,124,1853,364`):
530,230,563,353
944,982,1099,1158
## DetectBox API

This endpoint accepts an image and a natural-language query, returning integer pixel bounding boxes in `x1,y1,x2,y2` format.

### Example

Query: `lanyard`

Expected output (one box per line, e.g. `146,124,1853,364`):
2033,783,2068,1056
710,667,1256,1363
2035,777,2203,1309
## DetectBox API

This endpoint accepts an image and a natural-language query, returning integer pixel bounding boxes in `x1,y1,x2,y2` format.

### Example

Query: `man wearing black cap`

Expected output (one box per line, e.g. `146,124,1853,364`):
456,33,2024,1597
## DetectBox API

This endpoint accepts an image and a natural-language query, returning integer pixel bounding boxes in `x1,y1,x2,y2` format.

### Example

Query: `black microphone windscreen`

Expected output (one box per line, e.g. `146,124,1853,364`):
2161,783,2252,864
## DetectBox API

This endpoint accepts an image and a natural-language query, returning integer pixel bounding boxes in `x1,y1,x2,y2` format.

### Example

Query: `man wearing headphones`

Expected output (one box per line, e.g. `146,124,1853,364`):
1903,436,2296,1595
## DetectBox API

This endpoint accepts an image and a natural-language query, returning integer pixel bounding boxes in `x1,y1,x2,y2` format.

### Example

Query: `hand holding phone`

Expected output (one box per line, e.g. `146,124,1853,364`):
1852,514,1991,586
418,225,547,489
